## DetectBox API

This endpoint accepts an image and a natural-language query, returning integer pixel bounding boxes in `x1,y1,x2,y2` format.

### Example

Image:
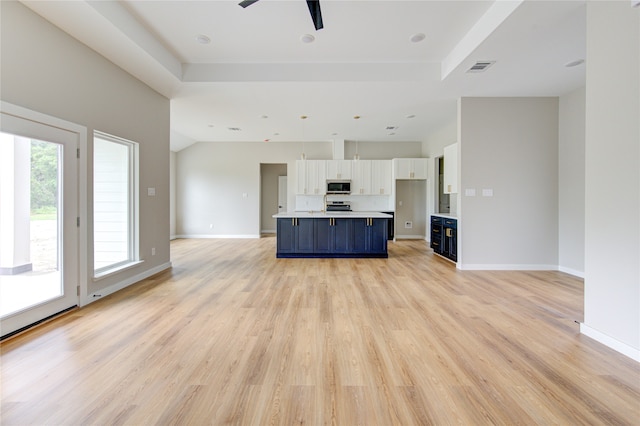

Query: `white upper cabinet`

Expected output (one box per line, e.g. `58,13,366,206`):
443,143,458,194
326,160,352,180
371,160,393,195
393,158,428,180
296,160,326,195
351,160,372,195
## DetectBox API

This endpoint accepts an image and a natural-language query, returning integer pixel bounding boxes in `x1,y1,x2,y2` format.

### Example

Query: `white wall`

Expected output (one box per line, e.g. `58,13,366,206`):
458,97,559,269
558,87,585,277
581,2,639,360
1,1,171,297
176,141,332,237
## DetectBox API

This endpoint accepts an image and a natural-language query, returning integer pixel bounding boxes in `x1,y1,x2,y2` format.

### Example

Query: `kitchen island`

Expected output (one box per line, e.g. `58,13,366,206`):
272,211,392,258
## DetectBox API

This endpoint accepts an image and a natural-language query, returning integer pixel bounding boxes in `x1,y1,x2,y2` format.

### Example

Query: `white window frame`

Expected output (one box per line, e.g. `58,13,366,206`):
93,131,140,278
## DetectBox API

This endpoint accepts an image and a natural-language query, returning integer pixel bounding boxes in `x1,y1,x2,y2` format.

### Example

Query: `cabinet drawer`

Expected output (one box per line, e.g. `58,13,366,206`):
443,218,457,228
431,216,443,225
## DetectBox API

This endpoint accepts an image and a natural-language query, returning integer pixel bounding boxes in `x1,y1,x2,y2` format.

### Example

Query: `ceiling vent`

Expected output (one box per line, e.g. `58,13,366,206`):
386,126,398,130
467,61,496,73
227,127,242,131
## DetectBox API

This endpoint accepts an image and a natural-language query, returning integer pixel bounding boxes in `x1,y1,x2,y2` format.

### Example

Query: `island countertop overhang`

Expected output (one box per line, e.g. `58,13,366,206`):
273,211,393,219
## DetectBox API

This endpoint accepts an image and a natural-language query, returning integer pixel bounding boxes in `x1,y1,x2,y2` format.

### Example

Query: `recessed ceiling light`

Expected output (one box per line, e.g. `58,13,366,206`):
274,132,280,136
331,132,338,136
410,33,426,43
196,34,211,44
564,59,585,68
228,127,241,131
260,115,269,119
386,126,398,130
389,132,396,136
300,34,315,44
208,124,214,128
406,114,416,119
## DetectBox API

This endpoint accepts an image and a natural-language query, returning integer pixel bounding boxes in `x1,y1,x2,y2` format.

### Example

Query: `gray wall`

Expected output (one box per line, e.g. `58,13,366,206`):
345,141,423,160
1,1,171,297
170,151,177,239
459,97,559,269
176,141,332,237
558,87,585,276
582,2,639,357
395,180,427,238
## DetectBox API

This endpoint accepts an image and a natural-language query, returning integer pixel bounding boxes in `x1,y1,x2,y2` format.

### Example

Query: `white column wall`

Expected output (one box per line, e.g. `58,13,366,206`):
581,2,639,360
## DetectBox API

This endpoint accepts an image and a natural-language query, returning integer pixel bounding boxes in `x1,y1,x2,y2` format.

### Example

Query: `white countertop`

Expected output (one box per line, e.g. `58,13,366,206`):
273,211,393,219
431,213,458,220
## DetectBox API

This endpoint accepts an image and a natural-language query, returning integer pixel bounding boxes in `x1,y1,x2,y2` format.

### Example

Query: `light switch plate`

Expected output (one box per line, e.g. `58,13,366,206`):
465,188,476,197
482,188,494,197
147,187,156,196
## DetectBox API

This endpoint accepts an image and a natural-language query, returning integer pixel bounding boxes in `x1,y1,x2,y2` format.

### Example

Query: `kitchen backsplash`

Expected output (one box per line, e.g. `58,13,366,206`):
295,195,393,212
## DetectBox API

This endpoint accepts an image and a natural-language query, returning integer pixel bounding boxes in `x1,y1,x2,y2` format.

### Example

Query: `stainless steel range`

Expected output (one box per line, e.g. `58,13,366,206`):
326,201,351,212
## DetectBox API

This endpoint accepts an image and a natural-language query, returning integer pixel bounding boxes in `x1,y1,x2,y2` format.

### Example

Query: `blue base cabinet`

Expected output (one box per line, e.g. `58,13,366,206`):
277,217,388,258
431,216,457,262
277,218,314,254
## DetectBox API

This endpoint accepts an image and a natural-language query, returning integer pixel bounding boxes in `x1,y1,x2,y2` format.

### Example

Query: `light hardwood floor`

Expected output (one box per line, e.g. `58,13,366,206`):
1,237,639,425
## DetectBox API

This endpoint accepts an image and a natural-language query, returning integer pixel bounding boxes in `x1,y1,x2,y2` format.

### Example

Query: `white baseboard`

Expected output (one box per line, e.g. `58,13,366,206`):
170,234,178,240
395,234,426,240
458,264,558,271
261,229,276,234
458,263,584,279
580,323,640,362
175,234,260,239
558,266,585,278
82,262,172,306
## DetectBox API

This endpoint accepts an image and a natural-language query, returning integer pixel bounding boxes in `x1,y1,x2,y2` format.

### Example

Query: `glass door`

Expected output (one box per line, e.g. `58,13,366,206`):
0,111,79,338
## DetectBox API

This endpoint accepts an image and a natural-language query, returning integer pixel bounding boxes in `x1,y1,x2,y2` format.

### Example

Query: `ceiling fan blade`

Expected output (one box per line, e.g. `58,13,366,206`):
238,0,260,8
306,0,324,31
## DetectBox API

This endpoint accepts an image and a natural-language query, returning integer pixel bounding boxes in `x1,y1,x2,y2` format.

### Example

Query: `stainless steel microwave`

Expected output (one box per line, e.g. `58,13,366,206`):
326,180,351,194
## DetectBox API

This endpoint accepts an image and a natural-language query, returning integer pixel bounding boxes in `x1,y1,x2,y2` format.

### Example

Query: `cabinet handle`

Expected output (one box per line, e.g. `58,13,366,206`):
445,228,452,237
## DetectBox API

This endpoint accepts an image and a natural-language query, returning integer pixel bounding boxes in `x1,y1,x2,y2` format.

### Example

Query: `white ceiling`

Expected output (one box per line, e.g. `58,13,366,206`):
22,0,586,151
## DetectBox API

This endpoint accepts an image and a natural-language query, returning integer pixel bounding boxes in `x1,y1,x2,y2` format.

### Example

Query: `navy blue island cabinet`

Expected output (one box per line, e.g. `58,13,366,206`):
275,214,389,258
276,218,314,254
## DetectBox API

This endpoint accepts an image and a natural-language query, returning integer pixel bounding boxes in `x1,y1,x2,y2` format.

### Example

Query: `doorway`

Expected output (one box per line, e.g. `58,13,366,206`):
260,163,287,234
0,108,81,338
436,156,450,213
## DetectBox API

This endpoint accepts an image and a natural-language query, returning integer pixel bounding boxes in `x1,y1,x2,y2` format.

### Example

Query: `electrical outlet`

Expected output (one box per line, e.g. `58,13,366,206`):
151,247,156,256
405,221,412,228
